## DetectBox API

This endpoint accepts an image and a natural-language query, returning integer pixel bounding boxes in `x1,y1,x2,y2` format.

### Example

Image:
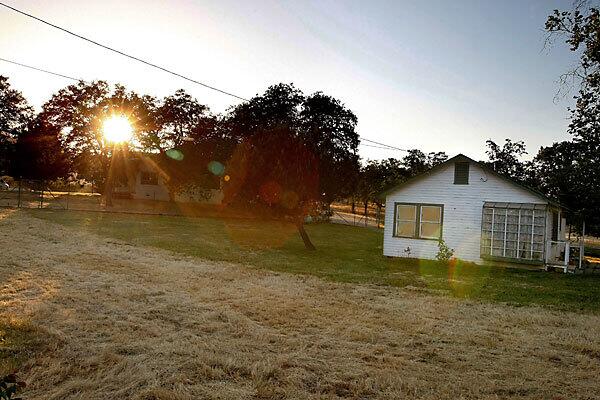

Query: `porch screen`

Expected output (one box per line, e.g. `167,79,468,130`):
480,202,547,262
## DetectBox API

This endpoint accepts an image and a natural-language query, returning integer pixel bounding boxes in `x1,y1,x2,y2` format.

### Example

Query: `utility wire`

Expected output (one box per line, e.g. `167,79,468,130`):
0,1,248,101
0,57,81,81
0,2,410,153
1,56,408,153
361,138,408,152
359,143,399,150
1,55,406,154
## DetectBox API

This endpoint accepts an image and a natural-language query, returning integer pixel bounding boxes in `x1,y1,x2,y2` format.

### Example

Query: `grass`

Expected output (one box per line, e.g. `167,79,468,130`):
3,208,600,399
28,209,600,313
0,320,48,376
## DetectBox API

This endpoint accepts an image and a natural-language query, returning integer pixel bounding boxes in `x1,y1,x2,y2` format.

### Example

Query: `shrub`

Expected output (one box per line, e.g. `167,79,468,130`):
436,239,455,262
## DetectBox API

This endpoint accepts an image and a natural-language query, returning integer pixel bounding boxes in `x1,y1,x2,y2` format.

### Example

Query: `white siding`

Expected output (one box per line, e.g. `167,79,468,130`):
383,161,548,263
133,168,170,201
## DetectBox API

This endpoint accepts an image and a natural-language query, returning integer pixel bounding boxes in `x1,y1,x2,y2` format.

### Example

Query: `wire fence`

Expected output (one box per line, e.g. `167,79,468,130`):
0,180,90,210
1,181,388,228
329,207,385,229
0,179,177,215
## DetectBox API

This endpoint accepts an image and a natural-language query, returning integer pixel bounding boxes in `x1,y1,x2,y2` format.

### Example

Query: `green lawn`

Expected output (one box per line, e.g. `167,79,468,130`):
29,209,600,313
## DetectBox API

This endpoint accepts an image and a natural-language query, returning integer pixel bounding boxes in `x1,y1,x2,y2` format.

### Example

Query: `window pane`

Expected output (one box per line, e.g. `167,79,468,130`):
396,221,415,237
397,205,416,221
421,206,441,222
420,222,441,239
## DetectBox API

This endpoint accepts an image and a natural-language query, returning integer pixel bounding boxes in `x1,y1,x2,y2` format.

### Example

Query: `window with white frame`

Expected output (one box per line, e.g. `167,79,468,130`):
480,202,547,262
394,203,443,240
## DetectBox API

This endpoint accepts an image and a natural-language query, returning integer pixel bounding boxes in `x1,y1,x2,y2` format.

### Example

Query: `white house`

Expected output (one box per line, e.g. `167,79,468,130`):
114,158,223,204
383,154,572,268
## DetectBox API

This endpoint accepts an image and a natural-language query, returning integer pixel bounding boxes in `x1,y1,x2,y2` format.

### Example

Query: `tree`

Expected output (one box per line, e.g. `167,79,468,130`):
12,118,70,180
138,89,220,201
356,158,407,212
354,151,447,216
41,81,157,200
401,150,448,177
225,83,304,140
483,139,537,185
224,127,319,250
222,84,360,249
544,3,600,234
0,76,33,175
140,89,210,152
299,92,360,205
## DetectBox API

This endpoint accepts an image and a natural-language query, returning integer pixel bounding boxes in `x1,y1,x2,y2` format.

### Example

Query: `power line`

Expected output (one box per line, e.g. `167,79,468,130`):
0,2,410,154
0,1,248,101
1,57,408,154
361,138,408,152
1,57,407,154
0,57,81,81
359,143,399,150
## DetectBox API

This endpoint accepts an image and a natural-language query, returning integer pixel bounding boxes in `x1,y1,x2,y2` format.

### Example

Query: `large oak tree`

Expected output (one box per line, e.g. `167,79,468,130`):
222,83,360,249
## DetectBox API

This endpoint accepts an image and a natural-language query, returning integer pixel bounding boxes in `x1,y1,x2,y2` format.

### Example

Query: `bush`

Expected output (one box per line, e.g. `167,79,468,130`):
436,239,455,262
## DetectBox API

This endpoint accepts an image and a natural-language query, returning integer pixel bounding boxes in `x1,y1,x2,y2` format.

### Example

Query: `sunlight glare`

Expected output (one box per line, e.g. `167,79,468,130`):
103,115,133,144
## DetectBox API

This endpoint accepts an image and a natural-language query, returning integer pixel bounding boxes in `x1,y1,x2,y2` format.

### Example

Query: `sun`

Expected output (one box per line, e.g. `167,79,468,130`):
103,115,133,144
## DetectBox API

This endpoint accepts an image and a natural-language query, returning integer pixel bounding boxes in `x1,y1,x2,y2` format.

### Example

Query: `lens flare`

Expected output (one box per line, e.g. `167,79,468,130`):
103,115,133,144
166,149,184,161
208,161,225,176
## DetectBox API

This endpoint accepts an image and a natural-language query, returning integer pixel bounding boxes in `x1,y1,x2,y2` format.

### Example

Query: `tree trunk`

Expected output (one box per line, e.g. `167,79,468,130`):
104,176,114,207
296,220,316,251
103,147,114,207
351,199,355,214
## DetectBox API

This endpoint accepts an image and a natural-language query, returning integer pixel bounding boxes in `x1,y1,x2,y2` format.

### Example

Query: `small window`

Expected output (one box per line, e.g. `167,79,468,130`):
140,171,158,185
454,162,469,184
420,205,442,239
395,204,417,237
394,203,443,240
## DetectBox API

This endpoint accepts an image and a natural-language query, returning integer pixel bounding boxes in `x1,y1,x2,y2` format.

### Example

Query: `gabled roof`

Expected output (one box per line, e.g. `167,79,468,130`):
381,154,563,208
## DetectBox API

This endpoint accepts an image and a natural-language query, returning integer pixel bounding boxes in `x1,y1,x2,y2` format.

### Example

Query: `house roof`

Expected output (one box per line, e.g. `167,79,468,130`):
381,154,563,208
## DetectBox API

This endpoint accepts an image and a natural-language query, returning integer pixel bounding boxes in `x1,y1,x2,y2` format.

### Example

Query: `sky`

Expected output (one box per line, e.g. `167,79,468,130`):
0,0,580,161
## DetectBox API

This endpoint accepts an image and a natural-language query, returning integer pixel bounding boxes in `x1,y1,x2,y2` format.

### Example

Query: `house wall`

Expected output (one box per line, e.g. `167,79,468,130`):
133,170,170,201
175,189,223,205
383,161,547,264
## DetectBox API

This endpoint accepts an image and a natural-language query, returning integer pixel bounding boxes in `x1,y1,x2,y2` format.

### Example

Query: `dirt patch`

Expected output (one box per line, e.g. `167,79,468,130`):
1,209,600,399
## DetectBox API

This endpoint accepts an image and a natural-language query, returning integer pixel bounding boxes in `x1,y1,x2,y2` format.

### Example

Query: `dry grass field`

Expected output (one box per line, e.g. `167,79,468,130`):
2,209,600,399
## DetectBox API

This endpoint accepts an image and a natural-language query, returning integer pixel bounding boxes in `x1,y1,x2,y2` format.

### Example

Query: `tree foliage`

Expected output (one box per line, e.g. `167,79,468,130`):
40,81,157,184
483,139,537,186
0,76,32,175
222,83,360,249
12,118,70,180
355,150,448,208
544,2,600,235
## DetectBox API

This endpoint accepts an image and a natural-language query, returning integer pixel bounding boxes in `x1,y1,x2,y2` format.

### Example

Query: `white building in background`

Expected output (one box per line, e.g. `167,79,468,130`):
114,158,223,204
382,154,571,269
